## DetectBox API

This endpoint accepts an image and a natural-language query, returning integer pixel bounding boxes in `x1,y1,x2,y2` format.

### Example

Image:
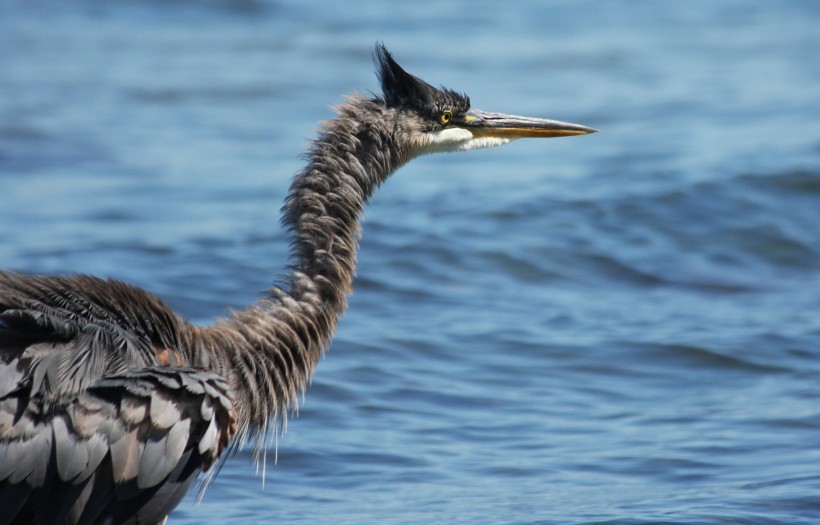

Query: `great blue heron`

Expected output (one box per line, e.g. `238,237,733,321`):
0,44,595,525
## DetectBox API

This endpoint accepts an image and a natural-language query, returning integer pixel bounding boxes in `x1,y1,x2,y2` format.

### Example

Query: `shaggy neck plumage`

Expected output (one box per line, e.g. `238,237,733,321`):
201,97,407,446
283,98,403,315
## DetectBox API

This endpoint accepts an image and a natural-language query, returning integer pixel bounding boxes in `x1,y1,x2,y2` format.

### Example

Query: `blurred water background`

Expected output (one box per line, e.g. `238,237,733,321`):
2,1,820,523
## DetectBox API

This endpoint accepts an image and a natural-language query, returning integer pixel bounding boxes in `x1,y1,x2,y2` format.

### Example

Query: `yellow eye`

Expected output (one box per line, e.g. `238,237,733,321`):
439,110,452,125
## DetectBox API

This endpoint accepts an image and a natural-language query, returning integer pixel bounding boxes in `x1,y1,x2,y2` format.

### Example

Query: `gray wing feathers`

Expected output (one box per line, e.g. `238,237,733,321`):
54,415,104,483
0,273,237,524
138,418,191,489
0,368,236,525
1,429,52,486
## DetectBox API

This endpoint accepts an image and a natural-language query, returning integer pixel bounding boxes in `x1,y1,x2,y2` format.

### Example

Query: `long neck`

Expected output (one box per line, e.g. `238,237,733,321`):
199,99,405,444
283,102,401,321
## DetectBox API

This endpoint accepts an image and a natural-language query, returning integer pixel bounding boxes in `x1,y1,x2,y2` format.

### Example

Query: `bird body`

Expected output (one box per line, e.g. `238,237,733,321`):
0,45,594,525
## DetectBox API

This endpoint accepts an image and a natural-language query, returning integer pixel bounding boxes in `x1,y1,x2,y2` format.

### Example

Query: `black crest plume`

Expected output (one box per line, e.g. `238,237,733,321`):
374,43,470,114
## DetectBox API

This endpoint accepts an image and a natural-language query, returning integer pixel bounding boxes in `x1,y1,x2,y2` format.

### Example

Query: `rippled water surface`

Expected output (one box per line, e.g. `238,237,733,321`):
3,1,820,524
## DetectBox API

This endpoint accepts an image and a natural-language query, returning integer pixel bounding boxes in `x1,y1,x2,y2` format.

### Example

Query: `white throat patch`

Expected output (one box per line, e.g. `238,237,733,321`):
423,128,514,154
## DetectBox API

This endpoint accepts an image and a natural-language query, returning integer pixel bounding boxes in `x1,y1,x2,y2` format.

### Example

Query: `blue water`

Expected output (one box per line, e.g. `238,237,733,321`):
3,1,820,523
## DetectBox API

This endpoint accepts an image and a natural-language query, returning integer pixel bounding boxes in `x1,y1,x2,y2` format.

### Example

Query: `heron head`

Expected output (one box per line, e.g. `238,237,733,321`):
375,44,596,158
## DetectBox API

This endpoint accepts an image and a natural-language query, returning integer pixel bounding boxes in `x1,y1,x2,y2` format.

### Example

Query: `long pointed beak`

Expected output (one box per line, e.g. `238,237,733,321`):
458,109,597,139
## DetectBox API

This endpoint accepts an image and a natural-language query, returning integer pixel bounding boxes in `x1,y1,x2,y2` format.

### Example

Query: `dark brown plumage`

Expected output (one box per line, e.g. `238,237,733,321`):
0,44,595,525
